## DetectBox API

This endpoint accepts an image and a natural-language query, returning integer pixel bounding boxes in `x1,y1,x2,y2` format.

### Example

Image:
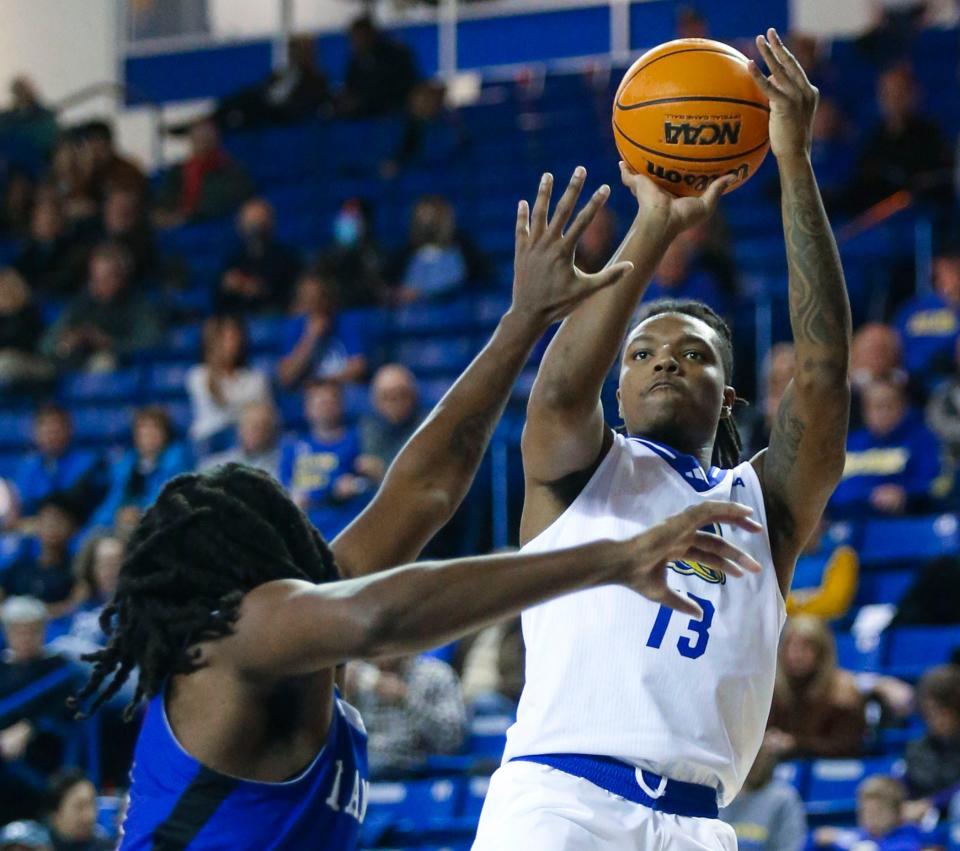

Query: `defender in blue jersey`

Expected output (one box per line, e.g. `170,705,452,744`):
67,171,767,851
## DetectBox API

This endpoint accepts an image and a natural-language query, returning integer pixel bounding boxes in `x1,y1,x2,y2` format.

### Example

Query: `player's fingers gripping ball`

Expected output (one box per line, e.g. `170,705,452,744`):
613,38,770,197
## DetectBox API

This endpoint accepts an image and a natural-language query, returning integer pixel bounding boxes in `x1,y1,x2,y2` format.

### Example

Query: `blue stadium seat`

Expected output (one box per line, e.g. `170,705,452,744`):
361,777,462,847
854,569,913,608
0,452,23,480
460,775,491,821
393,337,477,376
59,368,141,404
467,713,511,759
246,316,288,355
0,412,34,450
859,515,960,567
835,632,884,673
71,406,133,445
392,299,474,336
0,533,29,569
806,756,904,816
885,626,960,679
147,363,193,400
161,324,203,361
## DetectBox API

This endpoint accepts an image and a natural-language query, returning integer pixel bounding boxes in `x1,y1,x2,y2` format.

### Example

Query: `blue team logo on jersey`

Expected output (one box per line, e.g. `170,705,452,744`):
666,521,726,585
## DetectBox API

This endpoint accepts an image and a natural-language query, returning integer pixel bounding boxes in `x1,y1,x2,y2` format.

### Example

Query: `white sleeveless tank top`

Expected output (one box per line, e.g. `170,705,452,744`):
503,433,786,806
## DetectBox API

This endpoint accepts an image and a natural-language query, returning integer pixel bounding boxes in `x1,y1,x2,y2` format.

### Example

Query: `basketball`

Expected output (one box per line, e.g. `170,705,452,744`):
613,38,770,197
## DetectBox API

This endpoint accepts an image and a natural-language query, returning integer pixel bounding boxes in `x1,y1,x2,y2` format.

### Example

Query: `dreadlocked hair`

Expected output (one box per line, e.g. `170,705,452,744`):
69,463,339,722
631,298,744,469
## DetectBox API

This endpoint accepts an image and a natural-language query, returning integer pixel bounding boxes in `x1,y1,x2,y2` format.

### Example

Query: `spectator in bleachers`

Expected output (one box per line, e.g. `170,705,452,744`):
575,205,617,274
10,406,101,522
43,137,95,225
742,343,796,457
277,271,368,388
346,654,466,778
0,820,51,850
213,34,331,131
927,337,960,463
186,315,271,451
14,197,82,297
216,199,301,314
154,118,252,228
0,77,58,174
199,400,282,479
787,521,860,621
77,121,147,208
813,775,926,850
45,769,112,851
830,378,950,519
359,364,424,477
338,15,421,119
641,231,729,317
850,323,908,393
719,740,807,851
394,195,485,303
767,616,866,758
903,665,960,814
50,534,123,661
0,269,53,387
0,597,79,823
76,188,157,286
278,378,372,538
0,495,81,617
89,406,191,530
317,198,387,308
846,64,954,214
896,247,960,379
41,243,162,371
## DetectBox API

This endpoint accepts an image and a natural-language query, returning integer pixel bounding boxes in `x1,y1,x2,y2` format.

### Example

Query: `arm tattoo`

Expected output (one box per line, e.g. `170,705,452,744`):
781,166,851,369
448,402,502,471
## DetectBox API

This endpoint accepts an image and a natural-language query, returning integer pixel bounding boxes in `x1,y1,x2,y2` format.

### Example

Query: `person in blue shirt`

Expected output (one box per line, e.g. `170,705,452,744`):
12,405,102,521
68,169,764,850
811,775,927,850
277,272,368,390
829,378,951,520
88,406,191,531
894,249,960,379
279,379,372,539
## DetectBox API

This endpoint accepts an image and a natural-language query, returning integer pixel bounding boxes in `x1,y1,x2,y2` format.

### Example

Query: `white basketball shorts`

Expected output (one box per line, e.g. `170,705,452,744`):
472,760,738,851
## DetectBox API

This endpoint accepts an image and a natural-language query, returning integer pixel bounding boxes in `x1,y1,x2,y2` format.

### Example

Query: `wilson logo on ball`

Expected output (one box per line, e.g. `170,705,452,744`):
663,121,742,146
646,161,749,192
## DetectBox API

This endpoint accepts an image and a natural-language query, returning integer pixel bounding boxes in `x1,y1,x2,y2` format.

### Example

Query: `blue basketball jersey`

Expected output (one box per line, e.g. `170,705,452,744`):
121,687,369,850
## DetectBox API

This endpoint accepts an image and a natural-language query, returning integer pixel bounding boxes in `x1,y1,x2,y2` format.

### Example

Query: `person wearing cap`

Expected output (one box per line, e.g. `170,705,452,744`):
0,820,52,851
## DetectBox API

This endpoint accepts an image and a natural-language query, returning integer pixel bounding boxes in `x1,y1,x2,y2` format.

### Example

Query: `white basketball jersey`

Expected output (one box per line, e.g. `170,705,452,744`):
504,433,786,806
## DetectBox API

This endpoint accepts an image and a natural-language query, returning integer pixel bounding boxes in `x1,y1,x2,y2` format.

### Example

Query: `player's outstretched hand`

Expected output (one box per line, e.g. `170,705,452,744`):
748,28,818,161
622,501,763,618
619,160,736,236
510,167,634,328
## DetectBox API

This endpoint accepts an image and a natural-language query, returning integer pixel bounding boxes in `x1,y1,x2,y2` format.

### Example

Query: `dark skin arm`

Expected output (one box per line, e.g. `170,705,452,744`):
217,502,763,677
331,168,634,578
748,29,852,595
520,167,733,543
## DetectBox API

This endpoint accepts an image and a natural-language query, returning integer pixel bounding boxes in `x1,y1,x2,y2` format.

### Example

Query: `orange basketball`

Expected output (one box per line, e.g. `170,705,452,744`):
613,38,770,197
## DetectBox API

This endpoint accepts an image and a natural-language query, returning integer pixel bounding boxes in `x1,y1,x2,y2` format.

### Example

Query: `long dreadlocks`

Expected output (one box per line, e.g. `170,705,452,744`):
630,298,744,469
69,464,339,721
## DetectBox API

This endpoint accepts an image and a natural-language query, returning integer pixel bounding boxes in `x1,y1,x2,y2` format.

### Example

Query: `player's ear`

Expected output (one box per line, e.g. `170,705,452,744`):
616,387,624,421
721,386,736,418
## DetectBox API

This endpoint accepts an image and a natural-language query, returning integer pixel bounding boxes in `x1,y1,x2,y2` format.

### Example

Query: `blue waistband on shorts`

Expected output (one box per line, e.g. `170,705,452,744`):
511,753,719,819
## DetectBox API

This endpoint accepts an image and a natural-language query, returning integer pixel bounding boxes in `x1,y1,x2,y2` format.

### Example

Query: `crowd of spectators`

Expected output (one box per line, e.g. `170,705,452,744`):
0,6,958,846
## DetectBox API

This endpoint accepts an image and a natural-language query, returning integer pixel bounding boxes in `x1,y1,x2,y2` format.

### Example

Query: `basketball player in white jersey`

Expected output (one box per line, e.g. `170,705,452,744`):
474,29,851,850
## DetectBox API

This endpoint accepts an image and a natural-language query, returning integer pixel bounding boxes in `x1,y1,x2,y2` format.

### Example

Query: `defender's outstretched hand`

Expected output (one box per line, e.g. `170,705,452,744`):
749,28,818,160
623,502,763,618
511,167,634,327
619,160,736,237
